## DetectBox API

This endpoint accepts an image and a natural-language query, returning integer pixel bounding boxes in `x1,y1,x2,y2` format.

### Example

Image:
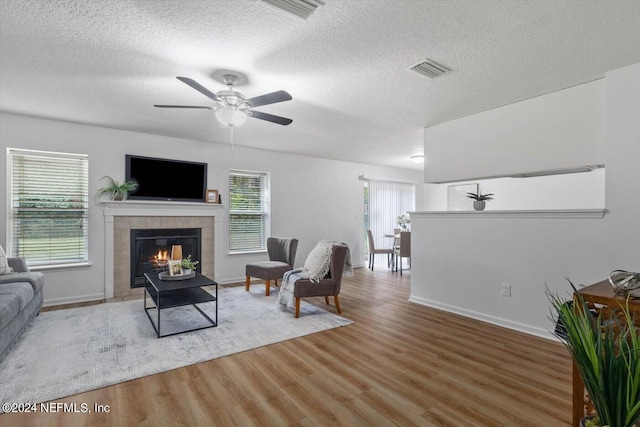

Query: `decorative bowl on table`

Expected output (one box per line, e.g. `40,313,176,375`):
158,271,196,281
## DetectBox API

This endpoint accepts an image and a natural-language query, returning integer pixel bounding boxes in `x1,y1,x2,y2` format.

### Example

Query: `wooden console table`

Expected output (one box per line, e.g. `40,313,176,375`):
572,280,640,427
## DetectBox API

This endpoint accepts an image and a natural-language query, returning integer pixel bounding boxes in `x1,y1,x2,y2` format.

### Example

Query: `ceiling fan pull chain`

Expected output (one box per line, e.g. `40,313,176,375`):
230,126,234,154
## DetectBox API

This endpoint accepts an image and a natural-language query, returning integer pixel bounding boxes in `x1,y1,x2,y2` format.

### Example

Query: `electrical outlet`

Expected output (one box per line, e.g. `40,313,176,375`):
501,283,512,297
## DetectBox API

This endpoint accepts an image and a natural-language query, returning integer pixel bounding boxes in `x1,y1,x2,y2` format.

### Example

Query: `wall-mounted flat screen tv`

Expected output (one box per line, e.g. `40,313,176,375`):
125,155,207,202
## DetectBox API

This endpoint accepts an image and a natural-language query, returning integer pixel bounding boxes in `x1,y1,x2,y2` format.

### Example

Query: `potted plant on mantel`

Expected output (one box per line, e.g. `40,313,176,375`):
98,176,137,201
466,189,494,211
548,281,640,427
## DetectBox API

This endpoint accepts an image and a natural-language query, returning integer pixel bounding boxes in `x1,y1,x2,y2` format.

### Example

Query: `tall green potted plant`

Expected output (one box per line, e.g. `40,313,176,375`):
549,281,640,427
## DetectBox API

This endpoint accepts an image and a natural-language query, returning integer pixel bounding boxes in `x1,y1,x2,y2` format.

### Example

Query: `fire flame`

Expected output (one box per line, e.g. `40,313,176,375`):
152,250,169,267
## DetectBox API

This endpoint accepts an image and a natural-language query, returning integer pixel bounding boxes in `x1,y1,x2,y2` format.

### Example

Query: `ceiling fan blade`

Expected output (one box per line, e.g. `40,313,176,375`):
154,105,213,109
247,110,292,126
176,77,222,102
245,90,292,108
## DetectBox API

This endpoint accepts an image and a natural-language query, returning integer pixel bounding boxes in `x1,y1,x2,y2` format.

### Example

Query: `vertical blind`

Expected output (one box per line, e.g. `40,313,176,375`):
229,170,269,252
367,179,415,262
8,149,89,266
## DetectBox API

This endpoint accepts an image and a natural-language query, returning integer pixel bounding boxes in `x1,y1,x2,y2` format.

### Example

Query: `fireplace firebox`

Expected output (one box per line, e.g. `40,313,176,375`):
130,228,201,288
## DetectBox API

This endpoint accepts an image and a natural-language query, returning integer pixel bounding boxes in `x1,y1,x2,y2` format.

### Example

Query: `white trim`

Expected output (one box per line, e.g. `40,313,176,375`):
102,200,224,216
29,262,92,272
409,209,607,219
228,249,268,256
408,294,557,341
43,293,105,307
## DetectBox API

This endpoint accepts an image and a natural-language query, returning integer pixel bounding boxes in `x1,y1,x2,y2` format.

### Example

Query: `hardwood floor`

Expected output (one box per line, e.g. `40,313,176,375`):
0,268,572,426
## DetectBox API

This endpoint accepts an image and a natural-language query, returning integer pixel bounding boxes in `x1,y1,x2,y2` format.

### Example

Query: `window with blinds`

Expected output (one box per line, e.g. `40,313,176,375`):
228,170,269,253
8,149,89,266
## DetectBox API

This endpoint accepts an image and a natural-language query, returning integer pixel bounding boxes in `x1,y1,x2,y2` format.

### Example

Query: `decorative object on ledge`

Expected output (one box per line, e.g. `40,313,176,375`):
466,188,494,211
97,176,137,201
608,270,640,298
206,189,219,204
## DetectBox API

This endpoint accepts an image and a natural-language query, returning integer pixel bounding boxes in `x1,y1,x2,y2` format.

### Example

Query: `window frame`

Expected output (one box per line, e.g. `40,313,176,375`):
6,148,90,268
228,169,270,254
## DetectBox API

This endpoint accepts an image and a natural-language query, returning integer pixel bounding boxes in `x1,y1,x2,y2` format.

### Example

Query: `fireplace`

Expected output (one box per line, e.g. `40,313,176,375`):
130,228,202,288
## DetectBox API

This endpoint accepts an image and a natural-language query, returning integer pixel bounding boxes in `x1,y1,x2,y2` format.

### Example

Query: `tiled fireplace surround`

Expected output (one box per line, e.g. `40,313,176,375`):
103,202,219,300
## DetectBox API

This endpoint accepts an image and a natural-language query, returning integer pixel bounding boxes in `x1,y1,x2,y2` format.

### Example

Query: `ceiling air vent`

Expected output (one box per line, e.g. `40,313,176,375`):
410,59,452,79
260,0,325,20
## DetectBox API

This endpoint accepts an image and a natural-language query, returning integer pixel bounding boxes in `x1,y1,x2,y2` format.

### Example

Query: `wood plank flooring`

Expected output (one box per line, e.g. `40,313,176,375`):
0,268,572,426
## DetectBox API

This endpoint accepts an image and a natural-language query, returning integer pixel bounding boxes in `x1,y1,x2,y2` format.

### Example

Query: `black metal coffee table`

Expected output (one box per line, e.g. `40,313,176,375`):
143,271,218,338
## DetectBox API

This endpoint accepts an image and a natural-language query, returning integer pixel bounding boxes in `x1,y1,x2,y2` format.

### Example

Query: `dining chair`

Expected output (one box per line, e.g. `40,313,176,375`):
366,229,393,270
394,231,411,275
393,228,401,249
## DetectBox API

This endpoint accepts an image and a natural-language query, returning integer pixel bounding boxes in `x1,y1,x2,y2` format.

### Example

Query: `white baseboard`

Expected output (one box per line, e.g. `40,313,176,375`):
408,295,557,341
43,293,105,307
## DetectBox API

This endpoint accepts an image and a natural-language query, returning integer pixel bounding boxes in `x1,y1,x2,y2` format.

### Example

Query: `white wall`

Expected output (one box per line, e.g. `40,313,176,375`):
424,79,606,183
411,63,640,339
0,113,423,305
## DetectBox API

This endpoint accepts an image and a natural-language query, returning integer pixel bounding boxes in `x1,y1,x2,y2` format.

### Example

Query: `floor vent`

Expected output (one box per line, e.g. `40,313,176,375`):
261,0,325,20
410,59,452,79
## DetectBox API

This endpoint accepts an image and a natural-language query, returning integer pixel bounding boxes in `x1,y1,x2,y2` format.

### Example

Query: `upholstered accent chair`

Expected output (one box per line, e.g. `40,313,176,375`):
366,229,393,270
246,237,298,296
292,244,348,318
394,231,411,275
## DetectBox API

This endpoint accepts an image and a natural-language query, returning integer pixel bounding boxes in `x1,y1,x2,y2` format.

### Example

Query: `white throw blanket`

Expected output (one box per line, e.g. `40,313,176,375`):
276,268,309,308
276,242,352,309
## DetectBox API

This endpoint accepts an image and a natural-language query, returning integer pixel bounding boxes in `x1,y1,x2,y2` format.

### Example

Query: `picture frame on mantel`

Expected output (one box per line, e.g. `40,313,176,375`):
447,183,478,211
206,189,219,204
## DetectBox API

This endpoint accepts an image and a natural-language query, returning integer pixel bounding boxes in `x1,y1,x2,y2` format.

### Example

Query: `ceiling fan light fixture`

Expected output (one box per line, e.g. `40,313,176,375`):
215,108,248,127
410,155,425,164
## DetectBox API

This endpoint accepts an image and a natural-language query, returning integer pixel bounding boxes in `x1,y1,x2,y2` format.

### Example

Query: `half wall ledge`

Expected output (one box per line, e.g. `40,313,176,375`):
409,209,607,219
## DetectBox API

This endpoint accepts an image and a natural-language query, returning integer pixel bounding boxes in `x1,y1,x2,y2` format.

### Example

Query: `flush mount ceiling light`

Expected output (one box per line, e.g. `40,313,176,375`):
260,0,325,20
410,155,425,164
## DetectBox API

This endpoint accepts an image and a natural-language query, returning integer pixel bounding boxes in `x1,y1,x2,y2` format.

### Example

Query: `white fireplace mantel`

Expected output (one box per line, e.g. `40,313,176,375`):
102,200,225,218
102,201,223,299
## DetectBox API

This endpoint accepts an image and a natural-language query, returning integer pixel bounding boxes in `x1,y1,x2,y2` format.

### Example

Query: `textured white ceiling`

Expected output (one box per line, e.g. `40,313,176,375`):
1,0,639,170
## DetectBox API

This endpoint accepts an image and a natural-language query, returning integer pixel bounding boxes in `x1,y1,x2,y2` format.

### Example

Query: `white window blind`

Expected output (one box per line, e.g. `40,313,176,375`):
8,149,89,266
366,179,415,263
229,170,269,252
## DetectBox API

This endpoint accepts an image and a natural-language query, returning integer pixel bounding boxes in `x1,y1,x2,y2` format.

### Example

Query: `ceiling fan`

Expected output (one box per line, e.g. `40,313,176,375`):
154,74,293,127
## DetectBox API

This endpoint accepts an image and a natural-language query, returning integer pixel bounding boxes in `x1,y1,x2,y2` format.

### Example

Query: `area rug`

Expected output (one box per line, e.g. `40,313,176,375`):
0,286,353,409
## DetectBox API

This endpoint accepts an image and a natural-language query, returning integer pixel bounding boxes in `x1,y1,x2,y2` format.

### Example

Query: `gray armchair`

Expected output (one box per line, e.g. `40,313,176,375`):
246,237,298,296
292,244,348,318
